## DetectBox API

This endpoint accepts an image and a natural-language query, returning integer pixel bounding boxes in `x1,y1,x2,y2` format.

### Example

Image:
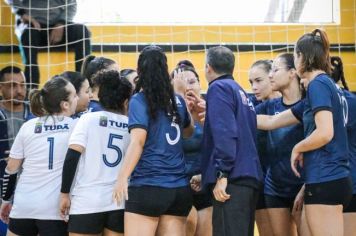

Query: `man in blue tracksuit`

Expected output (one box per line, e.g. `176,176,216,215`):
201,46,263,236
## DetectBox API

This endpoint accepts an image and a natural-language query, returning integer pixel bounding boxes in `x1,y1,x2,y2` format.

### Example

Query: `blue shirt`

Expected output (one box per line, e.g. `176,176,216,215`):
256,98,304,197
201,75,262,186
183,122,203,176
344,90,356,194
128,92,191,188
302,74,349,184
88,100,103,112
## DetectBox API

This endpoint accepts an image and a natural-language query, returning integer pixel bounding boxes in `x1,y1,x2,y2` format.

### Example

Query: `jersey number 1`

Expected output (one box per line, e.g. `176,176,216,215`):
47,137,54,170
103,133,123,167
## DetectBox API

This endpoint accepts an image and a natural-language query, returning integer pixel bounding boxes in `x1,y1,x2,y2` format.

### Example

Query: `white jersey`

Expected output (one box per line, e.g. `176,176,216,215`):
69,111,129,214
10,116,76,220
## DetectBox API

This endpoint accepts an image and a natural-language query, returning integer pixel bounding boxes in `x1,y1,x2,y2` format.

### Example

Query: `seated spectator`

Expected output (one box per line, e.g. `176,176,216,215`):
6,0,91,89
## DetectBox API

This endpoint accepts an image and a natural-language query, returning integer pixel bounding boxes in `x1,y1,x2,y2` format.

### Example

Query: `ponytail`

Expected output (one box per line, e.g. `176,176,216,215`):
29,89,45,117
295,28,331,75
331,56,349,91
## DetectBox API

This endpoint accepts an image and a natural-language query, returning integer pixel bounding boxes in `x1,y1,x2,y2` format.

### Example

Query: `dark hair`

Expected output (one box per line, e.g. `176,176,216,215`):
177,60,195,69
94,70,132,113
81,55,116,87
120,68,138,84
206,46,235,75
29,76,71,116
250,60,273,73
135,45,180,123
277,53,296,70
277,53,305,98
60,71,87,94
0,66,22,82
295,28,331,75
331,56,349,91
171,60,199,81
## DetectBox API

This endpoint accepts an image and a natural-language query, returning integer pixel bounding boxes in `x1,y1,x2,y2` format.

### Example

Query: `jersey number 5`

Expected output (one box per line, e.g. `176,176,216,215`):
103,133,123,167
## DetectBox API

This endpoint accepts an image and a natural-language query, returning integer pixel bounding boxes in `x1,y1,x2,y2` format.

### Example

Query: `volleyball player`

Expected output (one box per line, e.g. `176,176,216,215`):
248,59,279,236
330,56,356,236
81,55,119,112
0,77,78,236
172,60,212,236
60,71,91,118
256,53,304,236
113,45,194,236
257,29,352,236
59,70,132,236
120,69,138,89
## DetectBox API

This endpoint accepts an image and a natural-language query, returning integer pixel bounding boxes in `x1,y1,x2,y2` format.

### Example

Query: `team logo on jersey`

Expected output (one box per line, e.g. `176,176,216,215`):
44,124,70,131
34,122,42,133
99,116,108,127
175,96,182,107
239,90,248,105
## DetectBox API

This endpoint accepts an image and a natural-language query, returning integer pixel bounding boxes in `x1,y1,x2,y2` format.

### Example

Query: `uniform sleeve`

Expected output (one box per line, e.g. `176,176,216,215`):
291,99,305,122
255,100,268,115
69,115,89,148
307,79,333,115
208,83,238,173
128,95,149,132
9,123,26,159
177,95,191,128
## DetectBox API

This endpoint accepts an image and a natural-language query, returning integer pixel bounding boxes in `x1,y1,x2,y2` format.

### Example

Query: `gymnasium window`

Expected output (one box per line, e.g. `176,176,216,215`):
74,0,340,25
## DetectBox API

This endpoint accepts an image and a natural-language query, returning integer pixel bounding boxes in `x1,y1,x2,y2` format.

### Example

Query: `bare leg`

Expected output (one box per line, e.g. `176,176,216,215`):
255,209,273,236
156,215,187,236
195,207,212,236
343,213,356,236
305,204,343,236
125,212,159,236
267,208,297,236
186,207,197,236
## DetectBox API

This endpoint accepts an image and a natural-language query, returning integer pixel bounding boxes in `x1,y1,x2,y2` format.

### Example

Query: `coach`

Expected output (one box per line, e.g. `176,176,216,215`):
201,46,263,236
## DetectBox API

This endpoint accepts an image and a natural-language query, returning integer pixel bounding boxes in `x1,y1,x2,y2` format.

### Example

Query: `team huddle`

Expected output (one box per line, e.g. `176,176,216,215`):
0,28,355,236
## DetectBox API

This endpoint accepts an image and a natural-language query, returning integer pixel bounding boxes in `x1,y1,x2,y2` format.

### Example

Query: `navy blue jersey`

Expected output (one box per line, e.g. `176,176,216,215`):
128,92,191,188
303,74,349,184
248,93,262,107
343,90,356,193
256,98,304,197
183,122,203,176
201,75,262,186
88,100,103,112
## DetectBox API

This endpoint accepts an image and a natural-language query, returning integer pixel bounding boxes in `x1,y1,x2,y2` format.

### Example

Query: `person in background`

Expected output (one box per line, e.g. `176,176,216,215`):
81,55,119,112
6,0,91,89
248,59,279,236
60,71,91,118
172,60,212,236
120,69,138,89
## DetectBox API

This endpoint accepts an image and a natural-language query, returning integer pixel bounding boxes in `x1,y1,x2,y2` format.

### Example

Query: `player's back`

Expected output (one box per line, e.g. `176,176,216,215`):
69,111,130,214
10,116,76,220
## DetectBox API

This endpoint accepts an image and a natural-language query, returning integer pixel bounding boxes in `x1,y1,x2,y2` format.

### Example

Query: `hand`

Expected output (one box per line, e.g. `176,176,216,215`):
213,178,230,202
172,69,187,97
21,14,41,29
292,185,305,214
0,202,12,224
59,193,71,222
112,176,129,206
190,174,202,192
291,147,303,178
186,91,206,124
50,24,64,45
